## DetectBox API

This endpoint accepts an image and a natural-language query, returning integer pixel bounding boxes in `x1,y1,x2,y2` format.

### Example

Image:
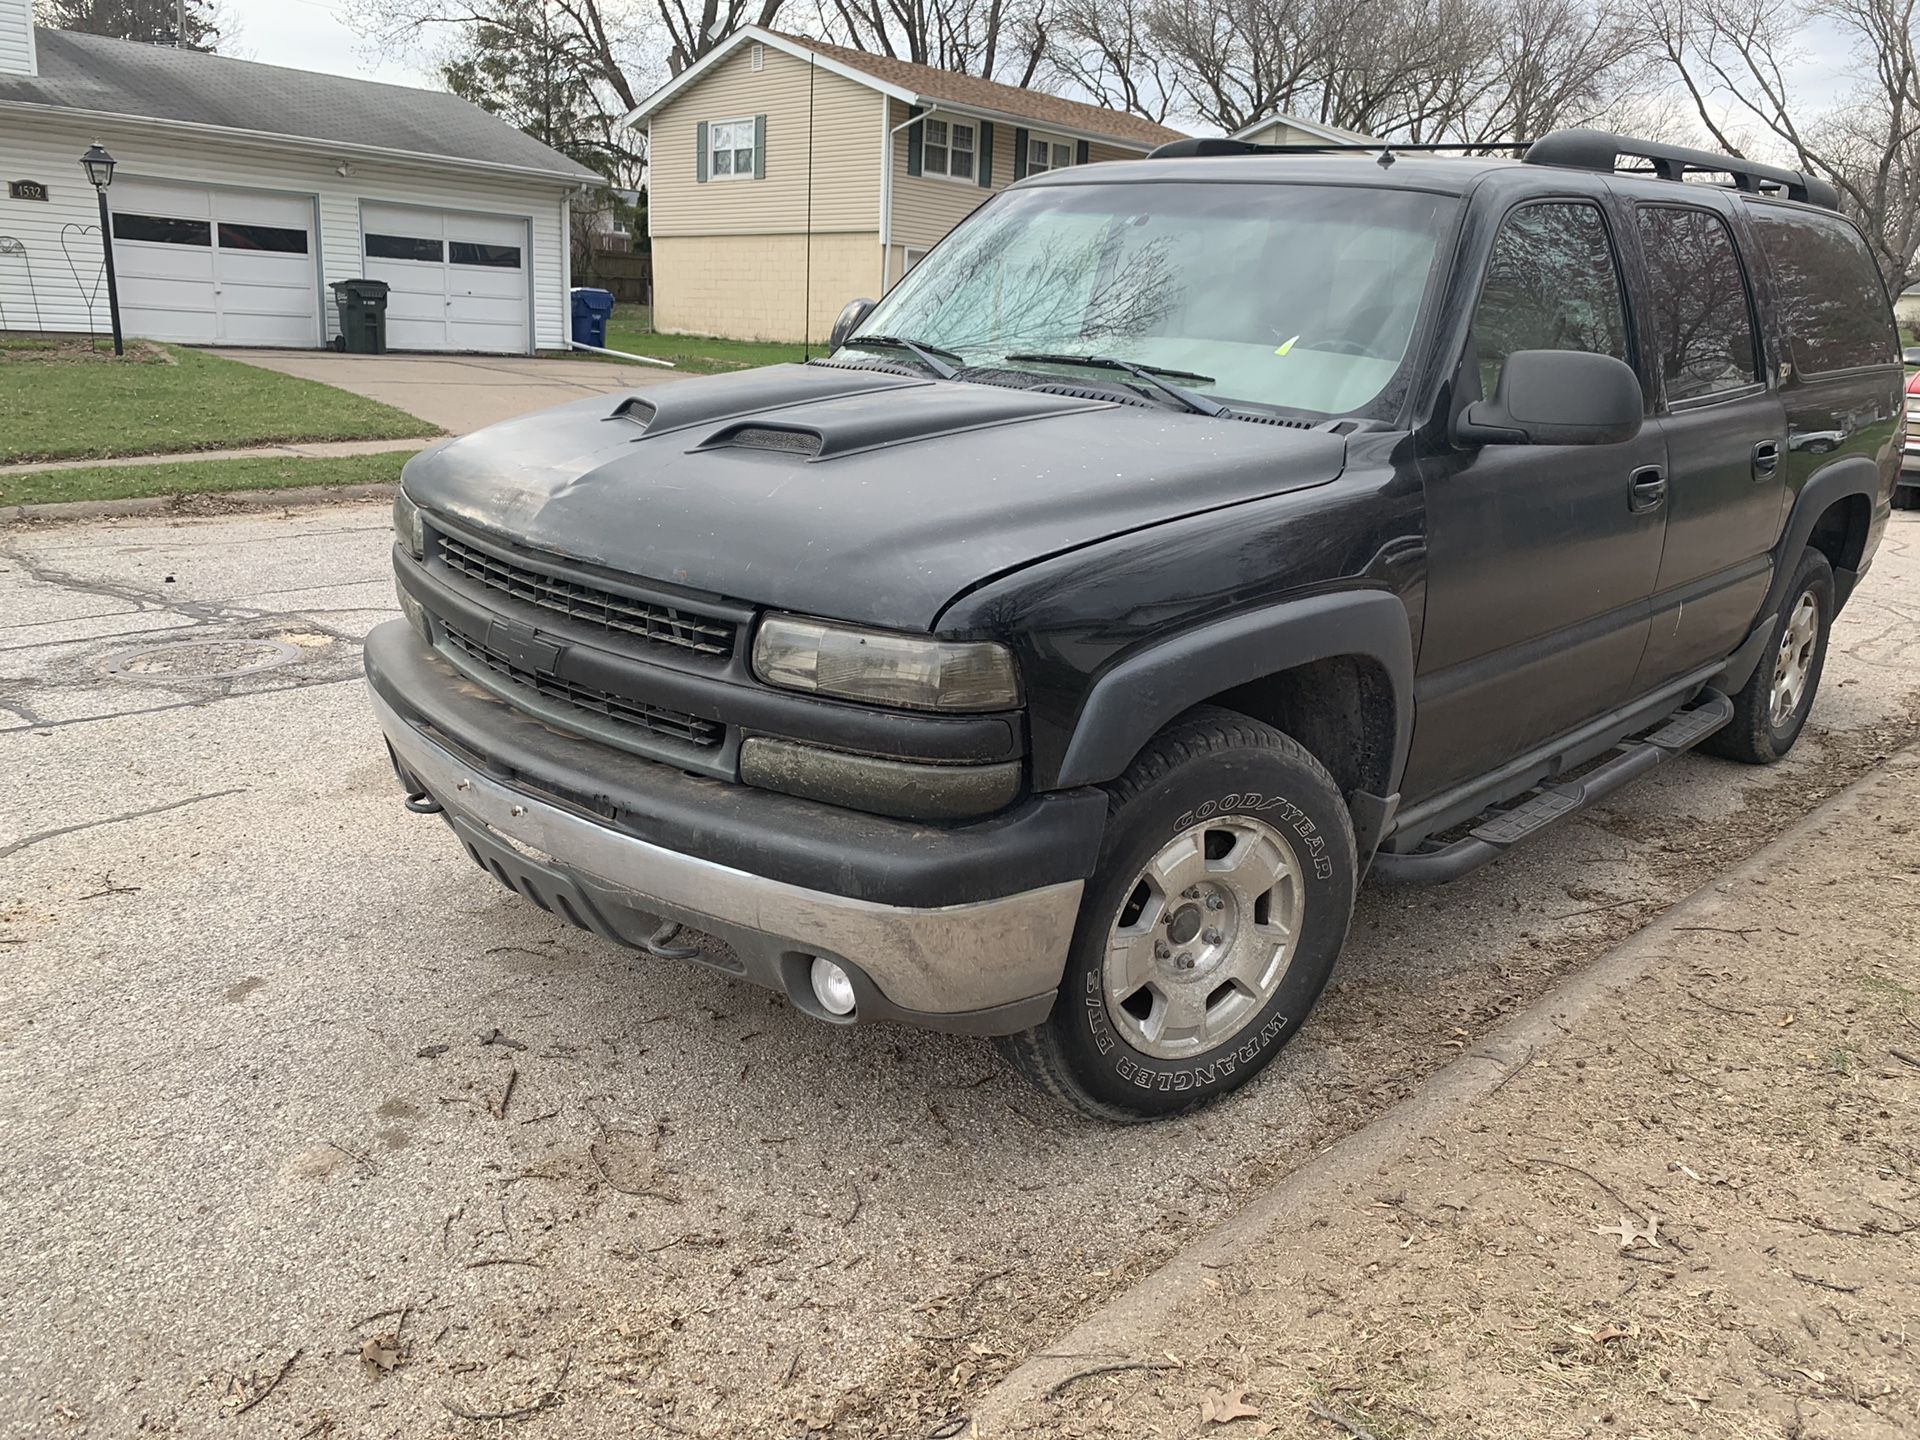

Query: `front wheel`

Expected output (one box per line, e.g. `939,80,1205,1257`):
995,707,1357,1121
1704,547,1834,765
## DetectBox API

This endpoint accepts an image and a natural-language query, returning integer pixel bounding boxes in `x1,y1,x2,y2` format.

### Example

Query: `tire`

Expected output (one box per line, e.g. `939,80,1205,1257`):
995,706,1357,1121
1703,547,1834,765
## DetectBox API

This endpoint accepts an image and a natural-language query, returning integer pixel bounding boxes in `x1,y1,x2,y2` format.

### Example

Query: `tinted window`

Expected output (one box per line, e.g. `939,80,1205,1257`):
366,233,442,262
1747,205,1897,374
112,213,210,246
219,222,308,254
1636,206,1759,403
449,241,520,268
1472,202,1630,398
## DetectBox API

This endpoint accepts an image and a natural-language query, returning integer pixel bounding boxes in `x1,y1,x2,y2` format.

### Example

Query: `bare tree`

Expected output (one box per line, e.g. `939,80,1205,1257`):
1643,0,1920,287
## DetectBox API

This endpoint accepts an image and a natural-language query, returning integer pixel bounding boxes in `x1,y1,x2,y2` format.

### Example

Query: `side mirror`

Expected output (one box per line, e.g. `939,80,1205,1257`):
829,298,876,353
1456,349,1643,447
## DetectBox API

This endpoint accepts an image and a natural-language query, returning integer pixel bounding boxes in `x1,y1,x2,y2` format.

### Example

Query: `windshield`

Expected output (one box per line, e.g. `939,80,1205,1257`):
850,181,1458,419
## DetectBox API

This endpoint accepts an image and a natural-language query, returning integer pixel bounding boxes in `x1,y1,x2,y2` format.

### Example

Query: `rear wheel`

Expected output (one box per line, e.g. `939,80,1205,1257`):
1704,547,1833,765
996,707,1357,1121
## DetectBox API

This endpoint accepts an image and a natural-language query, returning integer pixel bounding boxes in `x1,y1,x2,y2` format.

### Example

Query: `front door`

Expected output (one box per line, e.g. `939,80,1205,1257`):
1407,197,1669,799
1628,202,1786,687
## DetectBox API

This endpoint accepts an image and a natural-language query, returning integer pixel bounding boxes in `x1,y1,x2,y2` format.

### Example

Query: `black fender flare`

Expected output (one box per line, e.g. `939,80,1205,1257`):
1765,458,1881,618
1052,588,1416,792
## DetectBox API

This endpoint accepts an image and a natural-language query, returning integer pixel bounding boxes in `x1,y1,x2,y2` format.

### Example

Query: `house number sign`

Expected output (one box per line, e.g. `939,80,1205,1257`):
8,180,49,201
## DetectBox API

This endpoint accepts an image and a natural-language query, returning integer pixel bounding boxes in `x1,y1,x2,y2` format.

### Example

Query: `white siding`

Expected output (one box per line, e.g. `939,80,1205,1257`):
0,0,34,77
0,110,575,351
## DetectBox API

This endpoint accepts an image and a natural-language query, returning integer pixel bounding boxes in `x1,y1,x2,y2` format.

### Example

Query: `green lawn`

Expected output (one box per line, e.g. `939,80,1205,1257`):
1,340,439,464
0,450,413,509
589,305,810,374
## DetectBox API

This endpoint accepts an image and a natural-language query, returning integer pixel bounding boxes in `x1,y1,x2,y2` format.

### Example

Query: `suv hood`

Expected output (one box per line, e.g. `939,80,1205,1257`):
403,364,1347,631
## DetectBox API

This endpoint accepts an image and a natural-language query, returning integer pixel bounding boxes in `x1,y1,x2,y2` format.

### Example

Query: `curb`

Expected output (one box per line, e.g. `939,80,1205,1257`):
0,482,400,526
963,749,1917,1433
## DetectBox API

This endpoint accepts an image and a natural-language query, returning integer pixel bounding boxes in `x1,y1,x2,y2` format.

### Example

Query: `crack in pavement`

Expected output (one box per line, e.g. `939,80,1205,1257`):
0,787,250,860
0,674,365,735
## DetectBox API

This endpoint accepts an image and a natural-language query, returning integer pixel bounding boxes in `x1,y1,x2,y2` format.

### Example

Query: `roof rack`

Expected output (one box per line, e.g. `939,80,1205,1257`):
1146,127,1841,211
1521,128,1839,209
1147,136,1531,160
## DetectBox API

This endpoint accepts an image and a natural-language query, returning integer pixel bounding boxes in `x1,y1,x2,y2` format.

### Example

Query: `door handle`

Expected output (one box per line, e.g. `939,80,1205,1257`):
1628,465,1667,512
1752,440,1780,478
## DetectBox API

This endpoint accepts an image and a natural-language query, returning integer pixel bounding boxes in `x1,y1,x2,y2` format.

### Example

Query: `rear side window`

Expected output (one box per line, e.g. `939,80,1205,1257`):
1747,206,1896,374
1472,201,1630,398
1635,206,1760,404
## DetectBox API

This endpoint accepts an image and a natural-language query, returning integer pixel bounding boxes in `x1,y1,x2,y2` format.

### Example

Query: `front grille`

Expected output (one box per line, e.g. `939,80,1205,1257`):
442,623,724,750
438,535,736,658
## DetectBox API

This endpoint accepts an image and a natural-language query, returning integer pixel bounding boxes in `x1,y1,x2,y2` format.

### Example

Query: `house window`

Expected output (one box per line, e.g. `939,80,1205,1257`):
923,118,976,181
1026,136,1074,174
219,223,308,254
710,117,756,179
450,241,522,269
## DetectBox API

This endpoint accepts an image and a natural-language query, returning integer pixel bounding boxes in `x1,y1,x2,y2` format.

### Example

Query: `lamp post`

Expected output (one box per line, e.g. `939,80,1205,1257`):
80,142,123,357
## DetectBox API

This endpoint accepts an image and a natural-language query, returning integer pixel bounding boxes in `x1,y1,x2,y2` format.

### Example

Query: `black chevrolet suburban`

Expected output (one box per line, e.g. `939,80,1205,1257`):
369,129,1901,1119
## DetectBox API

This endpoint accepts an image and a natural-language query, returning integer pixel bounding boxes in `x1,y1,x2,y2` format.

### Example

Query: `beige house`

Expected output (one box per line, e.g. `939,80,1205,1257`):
625,27,1184,343
1232,114,1381,148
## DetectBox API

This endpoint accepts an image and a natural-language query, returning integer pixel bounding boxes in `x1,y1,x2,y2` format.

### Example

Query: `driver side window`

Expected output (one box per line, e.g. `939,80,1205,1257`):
1472,201,1632,400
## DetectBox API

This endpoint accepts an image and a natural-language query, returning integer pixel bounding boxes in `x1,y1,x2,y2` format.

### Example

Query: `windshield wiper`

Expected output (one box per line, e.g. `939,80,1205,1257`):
846,334,962,379
1004,353,1228,417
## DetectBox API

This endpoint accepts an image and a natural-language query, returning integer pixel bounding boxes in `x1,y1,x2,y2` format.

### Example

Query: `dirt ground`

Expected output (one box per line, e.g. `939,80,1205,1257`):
2,507,1919,1440
982,753,1920,1440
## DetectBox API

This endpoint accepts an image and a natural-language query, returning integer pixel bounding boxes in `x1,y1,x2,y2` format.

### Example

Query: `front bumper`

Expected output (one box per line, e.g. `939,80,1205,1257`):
366,621,1101,1034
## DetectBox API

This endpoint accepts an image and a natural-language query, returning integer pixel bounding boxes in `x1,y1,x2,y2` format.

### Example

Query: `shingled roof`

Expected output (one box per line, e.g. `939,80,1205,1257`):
771,32,1184,149
0,29,601,182
628,26,1184,151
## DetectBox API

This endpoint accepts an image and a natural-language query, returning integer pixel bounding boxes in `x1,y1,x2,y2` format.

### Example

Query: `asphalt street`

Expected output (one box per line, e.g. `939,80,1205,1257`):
3,505,1918,1438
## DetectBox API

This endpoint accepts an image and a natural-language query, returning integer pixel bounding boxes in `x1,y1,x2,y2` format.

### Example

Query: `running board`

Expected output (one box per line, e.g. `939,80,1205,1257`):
1372,690,1734,886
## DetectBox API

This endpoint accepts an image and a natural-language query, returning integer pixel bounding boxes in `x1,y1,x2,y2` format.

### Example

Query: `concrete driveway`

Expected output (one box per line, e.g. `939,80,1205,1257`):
212,350,686,434
3,507,1920,1438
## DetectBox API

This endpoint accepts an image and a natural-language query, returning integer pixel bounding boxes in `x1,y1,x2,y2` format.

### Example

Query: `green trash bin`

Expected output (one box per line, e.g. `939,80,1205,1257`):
330,278,391,354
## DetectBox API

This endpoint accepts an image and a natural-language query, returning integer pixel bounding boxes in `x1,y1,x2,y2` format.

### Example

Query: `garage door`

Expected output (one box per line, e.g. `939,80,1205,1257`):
110,180,319,347
361,203,529,354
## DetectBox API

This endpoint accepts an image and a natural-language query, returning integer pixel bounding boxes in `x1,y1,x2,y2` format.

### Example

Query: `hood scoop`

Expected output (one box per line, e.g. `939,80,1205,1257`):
687,383,1112,462
606,363,923,441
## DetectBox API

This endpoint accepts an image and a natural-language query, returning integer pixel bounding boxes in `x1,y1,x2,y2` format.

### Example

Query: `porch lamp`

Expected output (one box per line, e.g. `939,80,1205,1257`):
79,142,124,356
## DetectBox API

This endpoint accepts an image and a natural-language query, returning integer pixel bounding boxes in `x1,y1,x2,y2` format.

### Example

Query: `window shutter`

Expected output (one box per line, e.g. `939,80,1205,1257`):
1013,127,1029,181
905,106,924,177
1076,139,1090,166
696,120,709,183
754,114,767,179
977,121,994,187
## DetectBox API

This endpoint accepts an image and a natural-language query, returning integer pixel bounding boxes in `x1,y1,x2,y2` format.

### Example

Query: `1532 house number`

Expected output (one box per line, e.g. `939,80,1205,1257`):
8,180,49,201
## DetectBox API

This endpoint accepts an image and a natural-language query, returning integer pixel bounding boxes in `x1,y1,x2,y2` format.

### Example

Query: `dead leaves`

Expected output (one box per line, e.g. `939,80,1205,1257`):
1201,1385,1260,1424
1592,1214,1662,1249
359,1334,400,1377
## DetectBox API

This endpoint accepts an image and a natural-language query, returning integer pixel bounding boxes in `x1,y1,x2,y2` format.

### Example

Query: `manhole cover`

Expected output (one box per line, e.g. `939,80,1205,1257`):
106,638,303,682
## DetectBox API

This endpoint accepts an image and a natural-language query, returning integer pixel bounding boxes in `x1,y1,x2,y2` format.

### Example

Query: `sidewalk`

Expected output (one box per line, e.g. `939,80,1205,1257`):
0,436,428,478
974,752,1920,1439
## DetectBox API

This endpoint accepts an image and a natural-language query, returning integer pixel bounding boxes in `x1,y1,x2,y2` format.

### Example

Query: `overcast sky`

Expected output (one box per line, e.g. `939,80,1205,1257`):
227,0,432,86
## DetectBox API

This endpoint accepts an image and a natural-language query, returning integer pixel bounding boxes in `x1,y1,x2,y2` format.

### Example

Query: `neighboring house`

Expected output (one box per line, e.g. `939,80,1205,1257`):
1895,285,1920,335
1233,114,1381,148
0,4,600,354
625,26,1185,343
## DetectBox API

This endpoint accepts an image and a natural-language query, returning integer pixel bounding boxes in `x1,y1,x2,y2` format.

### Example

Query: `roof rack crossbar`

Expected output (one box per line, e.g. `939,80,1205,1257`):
1521,128,1839,210
1147,136,1532,160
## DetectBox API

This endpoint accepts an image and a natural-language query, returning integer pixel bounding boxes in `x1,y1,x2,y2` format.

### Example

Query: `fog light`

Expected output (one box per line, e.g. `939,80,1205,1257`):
809,956,857,1016
395,582,430,642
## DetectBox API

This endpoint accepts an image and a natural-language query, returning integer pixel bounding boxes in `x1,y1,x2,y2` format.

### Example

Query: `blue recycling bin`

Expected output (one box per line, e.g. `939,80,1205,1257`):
570,287,615,348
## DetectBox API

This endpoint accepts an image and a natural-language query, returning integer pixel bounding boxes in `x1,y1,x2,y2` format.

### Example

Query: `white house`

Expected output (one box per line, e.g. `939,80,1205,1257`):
0,7,601,354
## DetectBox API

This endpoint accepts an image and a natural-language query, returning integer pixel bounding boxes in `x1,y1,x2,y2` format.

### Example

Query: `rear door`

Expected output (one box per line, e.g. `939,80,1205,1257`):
1408,196,1670,798
1627,200,1786,687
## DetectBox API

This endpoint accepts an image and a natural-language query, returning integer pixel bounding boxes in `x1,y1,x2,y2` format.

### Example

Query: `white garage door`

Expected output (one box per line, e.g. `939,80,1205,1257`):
361,203,529,354
110,180,319,347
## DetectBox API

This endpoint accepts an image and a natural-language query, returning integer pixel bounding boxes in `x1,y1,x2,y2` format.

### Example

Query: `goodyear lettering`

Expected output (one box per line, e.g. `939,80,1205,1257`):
1174,792,1336,880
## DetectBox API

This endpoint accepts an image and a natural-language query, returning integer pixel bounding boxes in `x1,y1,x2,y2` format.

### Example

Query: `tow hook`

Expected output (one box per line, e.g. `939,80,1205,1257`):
403,790,444,815
640,920,700,960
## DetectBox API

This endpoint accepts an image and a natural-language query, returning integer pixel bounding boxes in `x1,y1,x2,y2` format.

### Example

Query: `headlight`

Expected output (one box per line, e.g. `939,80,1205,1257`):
752,615,1020,712
392,488,424,559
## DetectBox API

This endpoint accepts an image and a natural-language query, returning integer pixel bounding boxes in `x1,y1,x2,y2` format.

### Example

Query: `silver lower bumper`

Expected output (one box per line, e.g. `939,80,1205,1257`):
371,689,1082,1031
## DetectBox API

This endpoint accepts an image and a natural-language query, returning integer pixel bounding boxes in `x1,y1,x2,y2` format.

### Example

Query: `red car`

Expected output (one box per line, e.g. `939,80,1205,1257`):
1904,366,1920,507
